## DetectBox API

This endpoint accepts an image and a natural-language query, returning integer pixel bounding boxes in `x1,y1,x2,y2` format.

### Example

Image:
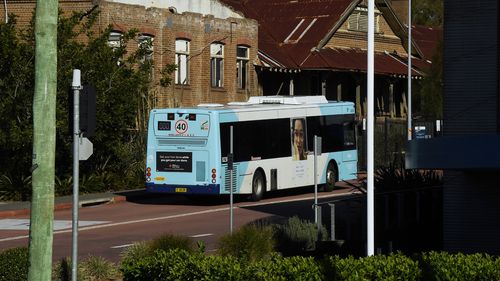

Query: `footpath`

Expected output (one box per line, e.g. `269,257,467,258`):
0,189,148,219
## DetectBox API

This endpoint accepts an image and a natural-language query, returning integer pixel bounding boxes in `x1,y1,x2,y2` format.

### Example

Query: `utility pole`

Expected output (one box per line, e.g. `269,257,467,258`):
28,0,58,279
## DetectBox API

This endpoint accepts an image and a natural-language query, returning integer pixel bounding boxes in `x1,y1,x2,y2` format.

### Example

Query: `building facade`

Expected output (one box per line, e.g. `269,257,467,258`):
407,0,500,254
1,0,259,107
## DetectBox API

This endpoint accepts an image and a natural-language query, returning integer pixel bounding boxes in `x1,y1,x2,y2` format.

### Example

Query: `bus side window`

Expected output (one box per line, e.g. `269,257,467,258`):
306,116,321,152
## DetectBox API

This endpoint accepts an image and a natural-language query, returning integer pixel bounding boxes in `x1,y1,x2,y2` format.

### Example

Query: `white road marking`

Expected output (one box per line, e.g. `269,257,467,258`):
0,219,110,231
0,192,353,243
189,233,213,238
110,243,134,249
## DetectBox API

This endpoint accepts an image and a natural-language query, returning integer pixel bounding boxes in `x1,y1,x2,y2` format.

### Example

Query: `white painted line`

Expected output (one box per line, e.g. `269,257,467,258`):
0,191,354,243
110,243,134,249
189,233,213,238
0,219,110,231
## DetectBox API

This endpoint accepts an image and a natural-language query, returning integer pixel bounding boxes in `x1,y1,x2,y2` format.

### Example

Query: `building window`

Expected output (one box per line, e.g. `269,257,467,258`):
175,39,190,85
108,31,122,49
347,7,380,33
236,45,249,90
210,43,224,88
138,34,154,61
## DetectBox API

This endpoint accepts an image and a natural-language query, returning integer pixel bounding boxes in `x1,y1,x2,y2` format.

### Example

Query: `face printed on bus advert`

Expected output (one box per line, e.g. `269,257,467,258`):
292,118,307,160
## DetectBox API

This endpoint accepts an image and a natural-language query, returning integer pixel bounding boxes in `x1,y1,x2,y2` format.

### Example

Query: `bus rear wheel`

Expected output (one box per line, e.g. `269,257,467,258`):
324,162,337,192
251,170,265,201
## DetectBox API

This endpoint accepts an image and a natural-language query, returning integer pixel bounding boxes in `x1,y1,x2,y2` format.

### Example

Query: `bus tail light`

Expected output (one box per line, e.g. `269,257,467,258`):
146,167,151,182
211,168,216,183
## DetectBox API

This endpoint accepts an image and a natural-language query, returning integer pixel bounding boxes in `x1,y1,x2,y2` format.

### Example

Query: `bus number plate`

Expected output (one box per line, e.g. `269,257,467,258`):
175,188,187,193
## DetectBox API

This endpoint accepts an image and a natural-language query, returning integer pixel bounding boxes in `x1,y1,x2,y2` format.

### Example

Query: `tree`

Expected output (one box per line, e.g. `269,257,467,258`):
0,9,176,199
412,0,443,27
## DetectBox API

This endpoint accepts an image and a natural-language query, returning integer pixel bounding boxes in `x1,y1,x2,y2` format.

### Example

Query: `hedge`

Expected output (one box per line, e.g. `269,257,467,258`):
121,249,500,281
0,247,29,281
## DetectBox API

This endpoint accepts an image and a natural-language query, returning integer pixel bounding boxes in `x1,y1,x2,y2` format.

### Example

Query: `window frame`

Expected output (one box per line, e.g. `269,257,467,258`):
175,39,190,85
108,31,123,49
210,43,224,88
138,34,154,61
236,45,249,90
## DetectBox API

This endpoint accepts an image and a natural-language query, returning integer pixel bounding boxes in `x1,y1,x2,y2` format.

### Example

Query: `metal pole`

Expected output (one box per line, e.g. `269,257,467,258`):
72,69,81,281
329,203,335,241
367,0,375,256
314,135,318,224
407,0,412,141
229,125,233,234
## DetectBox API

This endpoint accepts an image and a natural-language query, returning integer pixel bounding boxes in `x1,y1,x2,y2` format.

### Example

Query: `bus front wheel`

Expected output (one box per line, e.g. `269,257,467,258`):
251,170,265,201
324,162,338,192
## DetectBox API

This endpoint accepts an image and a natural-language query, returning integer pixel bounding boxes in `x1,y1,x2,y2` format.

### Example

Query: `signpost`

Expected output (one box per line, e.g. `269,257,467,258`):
313,135,322,227
71,69,94,281
229,126,234,234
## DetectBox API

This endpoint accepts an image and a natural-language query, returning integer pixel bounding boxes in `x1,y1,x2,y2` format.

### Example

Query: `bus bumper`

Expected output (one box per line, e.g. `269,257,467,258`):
145,183,220,195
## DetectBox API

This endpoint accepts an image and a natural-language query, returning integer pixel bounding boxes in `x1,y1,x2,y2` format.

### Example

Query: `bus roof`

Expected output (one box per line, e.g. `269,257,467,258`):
194,96,354,112
150,96,355,123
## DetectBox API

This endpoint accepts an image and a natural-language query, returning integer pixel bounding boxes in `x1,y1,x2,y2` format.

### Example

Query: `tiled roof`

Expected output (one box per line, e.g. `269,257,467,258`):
220,0,354,69
220,0,439,75
303,47,424,76
412,25,442,60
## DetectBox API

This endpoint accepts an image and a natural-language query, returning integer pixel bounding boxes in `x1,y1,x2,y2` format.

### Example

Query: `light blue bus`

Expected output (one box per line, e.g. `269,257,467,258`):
145,96,357,201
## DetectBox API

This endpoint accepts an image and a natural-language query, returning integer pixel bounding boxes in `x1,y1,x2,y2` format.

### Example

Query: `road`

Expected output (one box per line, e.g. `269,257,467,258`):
0,186,359,262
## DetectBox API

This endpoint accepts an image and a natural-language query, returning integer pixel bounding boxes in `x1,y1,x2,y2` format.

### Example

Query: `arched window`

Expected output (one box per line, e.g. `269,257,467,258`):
236,45,249,90
210,43,224,88
175,39,190,85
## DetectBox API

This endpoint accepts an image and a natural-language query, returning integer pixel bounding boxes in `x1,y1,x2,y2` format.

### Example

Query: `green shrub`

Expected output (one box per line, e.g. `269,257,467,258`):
0,247,28,281
273,216,327,255
375,165,442,192
322,253,420,281
52,257,71,281
121,233,194,270
420,251,500,281
148,233,194,253
217,224,275,262
79,255,121,281
121,248,246,281
250,253,322,281
52,256,121,281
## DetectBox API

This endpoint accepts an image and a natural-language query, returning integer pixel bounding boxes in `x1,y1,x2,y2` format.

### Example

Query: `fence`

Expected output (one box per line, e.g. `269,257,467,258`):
356,118,442,170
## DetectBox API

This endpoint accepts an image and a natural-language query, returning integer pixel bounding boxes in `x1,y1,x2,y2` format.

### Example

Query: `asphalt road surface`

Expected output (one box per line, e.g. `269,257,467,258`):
0,185,359,262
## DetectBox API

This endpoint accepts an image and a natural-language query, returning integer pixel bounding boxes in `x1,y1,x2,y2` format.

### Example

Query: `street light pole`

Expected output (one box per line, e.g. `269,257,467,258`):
407,0,413,141
367,0,375,256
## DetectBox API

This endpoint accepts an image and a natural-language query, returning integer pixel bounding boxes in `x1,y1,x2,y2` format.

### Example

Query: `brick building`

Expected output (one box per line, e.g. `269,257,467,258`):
1,0,259,107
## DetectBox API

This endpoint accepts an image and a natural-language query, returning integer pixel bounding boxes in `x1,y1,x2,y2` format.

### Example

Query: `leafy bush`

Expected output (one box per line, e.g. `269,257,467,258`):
419,251,500,281
273,216,327,255
0,247,29,281
0,174,31,201
53,256,121,281
121,249,321,281
121,249,246,281
249,253,322,281
375,165,442,192
217,223,275,262
148,233,194,254
322,253,420,281
121,233,194,267
0,11,175,199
